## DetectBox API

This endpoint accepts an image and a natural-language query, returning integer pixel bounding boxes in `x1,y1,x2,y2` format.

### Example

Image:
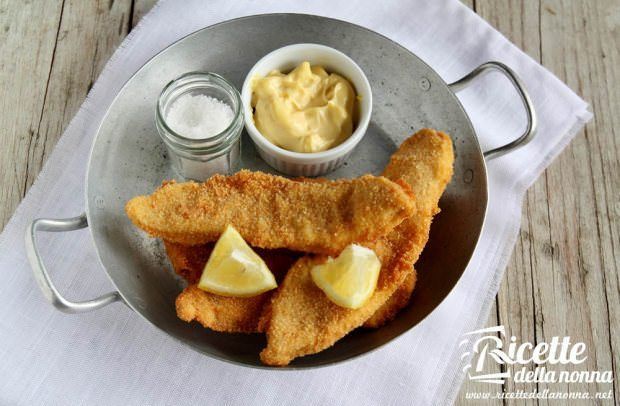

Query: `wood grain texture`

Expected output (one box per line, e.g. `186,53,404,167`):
0,0,135,229
458,0,619,404
0,1,617,404
0,0,63,228
24,0,134,192
131,0,157,28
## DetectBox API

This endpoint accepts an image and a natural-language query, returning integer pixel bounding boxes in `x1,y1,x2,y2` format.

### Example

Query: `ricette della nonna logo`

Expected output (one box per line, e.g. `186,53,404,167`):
460,326,613,385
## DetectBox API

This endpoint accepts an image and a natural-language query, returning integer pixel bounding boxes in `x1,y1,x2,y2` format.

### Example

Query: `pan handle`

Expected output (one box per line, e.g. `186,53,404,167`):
25,213,123,313
448,61,538,160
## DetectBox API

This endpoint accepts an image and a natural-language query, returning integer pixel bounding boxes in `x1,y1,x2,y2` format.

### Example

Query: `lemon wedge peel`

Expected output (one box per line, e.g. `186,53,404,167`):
198,225,277,297
310,244,381,309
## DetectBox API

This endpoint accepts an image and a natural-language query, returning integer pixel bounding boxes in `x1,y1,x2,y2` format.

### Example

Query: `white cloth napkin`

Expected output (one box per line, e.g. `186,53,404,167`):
0,0,591,404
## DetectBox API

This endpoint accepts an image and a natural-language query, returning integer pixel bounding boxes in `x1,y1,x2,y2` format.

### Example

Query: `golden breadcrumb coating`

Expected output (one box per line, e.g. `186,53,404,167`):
165,240,411,332
126,170,414,255
176,285,272,333
167,241,298,333
260,129,454,366
363,271,416,328
164,241,213,284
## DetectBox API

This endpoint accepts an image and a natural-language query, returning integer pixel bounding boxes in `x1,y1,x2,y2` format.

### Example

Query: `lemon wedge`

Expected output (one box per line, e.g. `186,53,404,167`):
198,225,277,297
310,244,381,309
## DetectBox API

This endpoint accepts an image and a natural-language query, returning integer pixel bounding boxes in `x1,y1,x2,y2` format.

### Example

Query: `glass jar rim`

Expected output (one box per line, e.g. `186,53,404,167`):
156,71,243,147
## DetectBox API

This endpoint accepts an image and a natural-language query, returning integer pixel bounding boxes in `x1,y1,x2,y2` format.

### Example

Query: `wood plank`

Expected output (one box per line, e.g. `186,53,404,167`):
459,0,619,404
461,0,474,9
23,0,133,194
0,0,63,230
131,0,157,28
532,1,619,403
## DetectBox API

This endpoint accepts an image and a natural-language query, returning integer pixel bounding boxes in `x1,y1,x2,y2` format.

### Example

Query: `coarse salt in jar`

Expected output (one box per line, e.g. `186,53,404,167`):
156,72,243,181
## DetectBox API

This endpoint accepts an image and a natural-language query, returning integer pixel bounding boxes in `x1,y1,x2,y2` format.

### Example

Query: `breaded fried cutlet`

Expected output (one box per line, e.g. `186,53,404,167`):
164,241,213,283
168,241,415,332
167,241,299,333
126,170,415,255
176,285,273,333
363,271,416,328
260,129,454,365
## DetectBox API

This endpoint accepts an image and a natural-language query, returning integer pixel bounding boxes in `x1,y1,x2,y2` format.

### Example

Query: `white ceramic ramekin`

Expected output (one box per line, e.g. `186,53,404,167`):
241,44,372,177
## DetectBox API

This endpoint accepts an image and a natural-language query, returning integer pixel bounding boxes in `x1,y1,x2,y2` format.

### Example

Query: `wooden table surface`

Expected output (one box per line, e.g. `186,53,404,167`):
1,1,617,404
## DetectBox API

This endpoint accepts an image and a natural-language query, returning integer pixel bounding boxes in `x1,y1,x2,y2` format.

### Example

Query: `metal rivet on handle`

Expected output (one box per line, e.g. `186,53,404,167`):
95,196,105,209
132,297,147,310
463,169,474,184
419,78,431,91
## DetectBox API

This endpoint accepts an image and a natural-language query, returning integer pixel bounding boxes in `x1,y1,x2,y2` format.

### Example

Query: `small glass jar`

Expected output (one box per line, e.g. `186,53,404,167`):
156,72,243,181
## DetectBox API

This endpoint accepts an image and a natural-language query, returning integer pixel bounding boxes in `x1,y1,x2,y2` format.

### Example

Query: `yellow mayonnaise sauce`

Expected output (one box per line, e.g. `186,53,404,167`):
251,62,357,153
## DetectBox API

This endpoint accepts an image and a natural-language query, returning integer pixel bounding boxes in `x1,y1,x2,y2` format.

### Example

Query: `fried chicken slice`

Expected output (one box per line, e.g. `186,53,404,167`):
176,285,272,333
166,240,411,332
126,170,415,255
164,241,212,283
260,129,454,365
167,241,299,333
363,271,416,328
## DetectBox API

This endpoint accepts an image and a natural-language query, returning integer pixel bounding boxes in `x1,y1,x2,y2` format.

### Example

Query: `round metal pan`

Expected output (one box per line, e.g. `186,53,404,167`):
26,14,536,369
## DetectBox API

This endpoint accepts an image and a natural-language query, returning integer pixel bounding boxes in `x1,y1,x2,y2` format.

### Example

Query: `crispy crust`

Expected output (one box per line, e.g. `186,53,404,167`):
166,244,415,333
363,271,416,328
126,171,415,255
167,241,299,333
176,285,272,333
260,129,454,365
164,241,213,283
